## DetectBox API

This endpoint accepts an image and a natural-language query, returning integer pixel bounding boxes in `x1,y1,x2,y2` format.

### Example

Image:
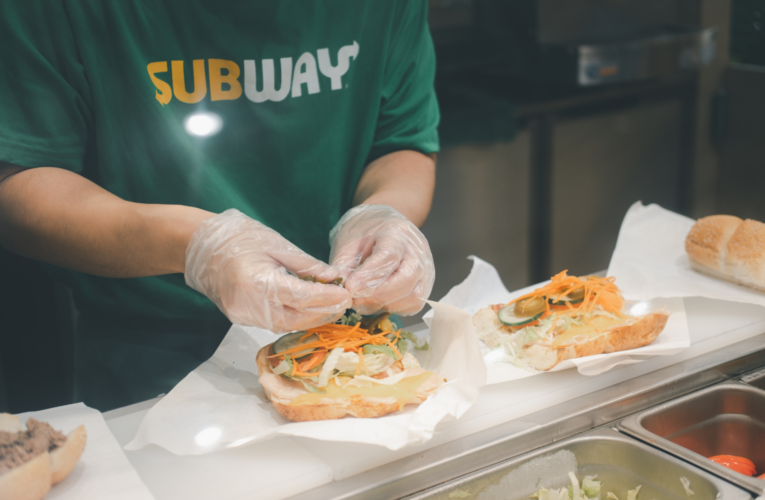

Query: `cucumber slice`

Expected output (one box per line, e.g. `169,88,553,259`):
498,307,543,326
548,297,584,306
273,331,318,356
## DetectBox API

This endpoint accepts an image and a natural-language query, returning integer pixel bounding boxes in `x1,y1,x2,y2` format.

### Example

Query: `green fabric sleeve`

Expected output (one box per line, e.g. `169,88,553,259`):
0,1,92,171
366,0,440,164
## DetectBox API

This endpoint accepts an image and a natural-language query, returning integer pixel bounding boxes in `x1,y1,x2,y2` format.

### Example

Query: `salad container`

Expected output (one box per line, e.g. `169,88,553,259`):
402,427,749,500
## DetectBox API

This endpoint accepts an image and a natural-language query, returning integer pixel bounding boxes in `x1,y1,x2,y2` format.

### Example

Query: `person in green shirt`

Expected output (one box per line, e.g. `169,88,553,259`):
0,0,439,411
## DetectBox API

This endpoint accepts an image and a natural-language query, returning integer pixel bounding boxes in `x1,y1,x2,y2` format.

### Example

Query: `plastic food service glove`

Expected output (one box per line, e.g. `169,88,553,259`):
185,209,352,333
329,204,435,316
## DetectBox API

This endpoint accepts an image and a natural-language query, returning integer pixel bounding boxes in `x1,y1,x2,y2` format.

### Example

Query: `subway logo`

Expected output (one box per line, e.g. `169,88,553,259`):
146,41,359,106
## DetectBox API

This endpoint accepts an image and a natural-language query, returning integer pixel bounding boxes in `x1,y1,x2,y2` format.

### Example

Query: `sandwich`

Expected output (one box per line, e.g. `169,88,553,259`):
685,215,765,292
472,271,669,371
0,413,86,500
256,311,443,422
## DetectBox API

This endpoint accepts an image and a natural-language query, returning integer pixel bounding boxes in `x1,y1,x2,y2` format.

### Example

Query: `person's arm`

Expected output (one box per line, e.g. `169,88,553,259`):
329,150,436,315
352,150,436,227
0,163,213,277
0,163,352,331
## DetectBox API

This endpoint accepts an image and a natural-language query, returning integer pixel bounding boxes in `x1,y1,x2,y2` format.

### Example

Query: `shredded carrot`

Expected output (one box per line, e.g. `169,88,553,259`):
268,322,402,367
356,350,367,376
507,271,625,320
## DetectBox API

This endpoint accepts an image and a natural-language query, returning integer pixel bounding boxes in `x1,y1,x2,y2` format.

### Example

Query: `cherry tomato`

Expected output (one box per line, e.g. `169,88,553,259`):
708,455,757,476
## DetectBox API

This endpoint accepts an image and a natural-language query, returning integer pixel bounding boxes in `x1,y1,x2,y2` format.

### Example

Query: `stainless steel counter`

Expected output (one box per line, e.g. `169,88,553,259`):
294,328,765,499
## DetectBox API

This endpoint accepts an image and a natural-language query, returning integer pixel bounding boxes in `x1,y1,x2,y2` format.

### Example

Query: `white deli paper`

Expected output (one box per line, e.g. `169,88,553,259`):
17,403,154,500
424,256,689,385
607,202,765,307
125,301,486,455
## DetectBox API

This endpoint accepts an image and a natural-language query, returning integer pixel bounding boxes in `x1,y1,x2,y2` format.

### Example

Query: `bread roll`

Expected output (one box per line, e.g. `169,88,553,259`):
256,346,442,422
0,415,86,500
472,307,668,371
685,215,765,291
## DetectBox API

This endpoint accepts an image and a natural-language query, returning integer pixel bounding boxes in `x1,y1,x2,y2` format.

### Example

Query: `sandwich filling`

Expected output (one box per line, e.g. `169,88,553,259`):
266,311,437,407
478,271,637,368
0,418,66,475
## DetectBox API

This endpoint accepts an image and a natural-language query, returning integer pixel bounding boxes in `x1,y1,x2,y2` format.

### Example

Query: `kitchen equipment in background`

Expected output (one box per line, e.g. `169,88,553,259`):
620,381,765,495
435,0,718,85
402,427,750,500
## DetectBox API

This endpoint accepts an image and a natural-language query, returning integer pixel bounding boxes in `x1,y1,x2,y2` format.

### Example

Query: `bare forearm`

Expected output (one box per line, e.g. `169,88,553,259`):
0,166,213,277
353,150,436,227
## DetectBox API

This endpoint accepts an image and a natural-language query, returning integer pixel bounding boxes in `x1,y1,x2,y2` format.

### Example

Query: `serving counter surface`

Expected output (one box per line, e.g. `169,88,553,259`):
103,297,765,500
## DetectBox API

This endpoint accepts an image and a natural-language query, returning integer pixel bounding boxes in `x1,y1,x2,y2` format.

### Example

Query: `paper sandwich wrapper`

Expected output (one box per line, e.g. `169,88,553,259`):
607,201,765,308
125,301,486,455
424,255,690,385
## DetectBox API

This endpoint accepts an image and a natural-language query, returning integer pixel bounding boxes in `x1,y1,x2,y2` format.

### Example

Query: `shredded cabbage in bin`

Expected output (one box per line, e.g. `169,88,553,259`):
530,472,645,500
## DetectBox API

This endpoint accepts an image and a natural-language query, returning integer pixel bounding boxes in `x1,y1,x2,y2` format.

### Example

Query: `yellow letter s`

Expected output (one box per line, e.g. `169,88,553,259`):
146,62,172,106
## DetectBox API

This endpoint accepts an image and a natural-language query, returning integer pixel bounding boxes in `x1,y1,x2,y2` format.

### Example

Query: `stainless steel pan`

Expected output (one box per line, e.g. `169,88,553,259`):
620,381,765,495
404,427,749,500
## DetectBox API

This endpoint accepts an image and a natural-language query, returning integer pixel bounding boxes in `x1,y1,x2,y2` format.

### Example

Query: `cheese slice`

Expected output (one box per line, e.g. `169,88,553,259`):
552,315,633,347
289,371,434,409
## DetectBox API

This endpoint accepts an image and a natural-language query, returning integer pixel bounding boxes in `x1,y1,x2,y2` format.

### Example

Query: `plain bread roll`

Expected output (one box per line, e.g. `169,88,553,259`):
685,215,765,291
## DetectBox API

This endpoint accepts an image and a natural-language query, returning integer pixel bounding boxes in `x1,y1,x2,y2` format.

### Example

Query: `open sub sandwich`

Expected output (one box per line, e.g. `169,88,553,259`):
472,272,669,371
0,414,86,500
257,311,442,422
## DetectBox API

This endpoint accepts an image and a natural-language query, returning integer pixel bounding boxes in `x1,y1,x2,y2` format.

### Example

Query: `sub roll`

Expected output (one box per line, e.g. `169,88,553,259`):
685,215,765,292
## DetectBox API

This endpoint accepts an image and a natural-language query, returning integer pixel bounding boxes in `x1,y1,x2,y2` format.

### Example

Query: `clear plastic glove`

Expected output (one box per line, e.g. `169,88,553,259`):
329,204,435,316
185,209,352,333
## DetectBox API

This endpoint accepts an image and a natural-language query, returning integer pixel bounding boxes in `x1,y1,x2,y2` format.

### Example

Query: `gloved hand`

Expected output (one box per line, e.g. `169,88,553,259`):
329,204,435,316
185,209,352,333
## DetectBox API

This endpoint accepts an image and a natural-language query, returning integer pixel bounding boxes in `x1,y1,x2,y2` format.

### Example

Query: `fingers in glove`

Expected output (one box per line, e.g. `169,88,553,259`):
217,262,350,326
271,250,344,285
343,234,407,295
273,274,352,311
380,275,432,315
348,250,427,315
274,305,348,333
329,237,375,279
222,278,351,332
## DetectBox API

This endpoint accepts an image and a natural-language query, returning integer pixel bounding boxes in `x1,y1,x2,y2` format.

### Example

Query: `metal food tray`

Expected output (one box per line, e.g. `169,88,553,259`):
619,381,765,496
402,427,749,500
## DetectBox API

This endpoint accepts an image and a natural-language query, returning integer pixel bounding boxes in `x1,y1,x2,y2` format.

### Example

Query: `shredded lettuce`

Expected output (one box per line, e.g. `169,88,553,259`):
606,493,619,500
399,330,429,350
363,344,400,360
582,476,601,498
448,489,472,498
401,352,421,370
530,487,570,500
626,485,641,500
272,356,292,376
397,338,408,356
337,310,363,326
344,370,413,387
569,472,581,500
334,352,395,376
680,477,694,497
530,472,605,500
317,347,344,389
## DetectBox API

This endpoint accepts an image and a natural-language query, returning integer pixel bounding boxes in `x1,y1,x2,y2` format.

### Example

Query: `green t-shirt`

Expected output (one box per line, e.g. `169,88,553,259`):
0,0,440,320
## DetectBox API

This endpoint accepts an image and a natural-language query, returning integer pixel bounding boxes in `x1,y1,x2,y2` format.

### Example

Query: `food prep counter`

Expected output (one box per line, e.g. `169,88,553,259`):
103,297,765,500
